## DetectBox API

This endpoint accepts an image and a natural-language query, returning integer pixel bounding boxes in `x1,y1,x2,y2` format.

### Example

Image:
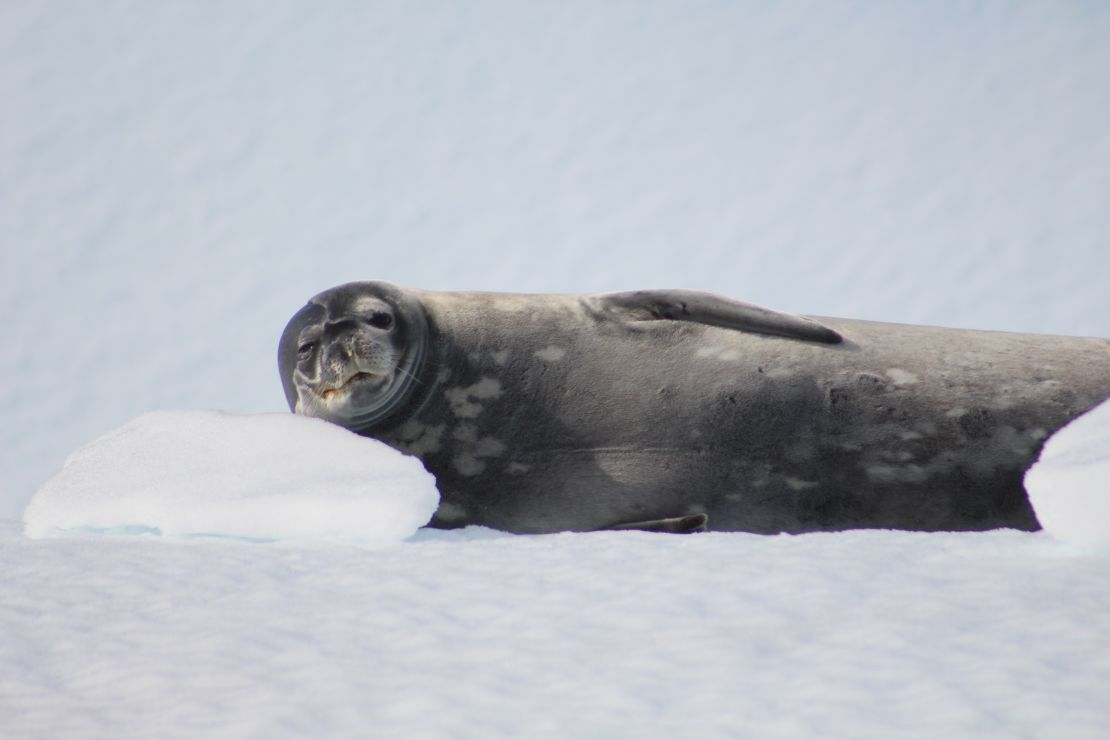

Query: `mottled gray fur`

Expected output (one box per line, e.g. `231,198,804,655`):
279,282,1110,534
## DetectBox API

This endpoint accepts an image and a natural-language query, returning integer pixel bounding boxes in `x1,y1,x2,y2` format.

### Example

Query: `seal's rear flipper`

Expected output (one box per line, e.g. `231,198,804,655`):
591,290,842,344
607,513,709,534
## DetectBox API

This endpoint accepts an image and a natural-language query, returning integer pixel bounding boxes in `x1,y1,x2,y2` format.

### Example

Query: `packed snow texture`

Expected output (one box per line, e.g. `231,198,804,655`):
2,522,1109,740
1025,399,1110,549
4,2,1110,738
23,411,439,545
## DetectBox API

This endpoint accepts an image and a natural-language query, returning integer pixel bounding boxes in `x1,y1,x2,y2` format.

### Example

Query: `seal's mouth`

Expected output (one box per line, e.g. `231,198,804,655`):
320,371,380,400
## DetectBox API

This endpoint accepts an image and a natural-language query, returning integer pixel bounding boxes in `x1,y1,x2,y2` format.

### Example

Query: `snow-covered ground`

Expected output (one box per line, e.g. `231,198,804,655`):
9,403,1109,737
4,522,1109,740
1026,399,1110,549
24,411,438,545
3,2,1110,737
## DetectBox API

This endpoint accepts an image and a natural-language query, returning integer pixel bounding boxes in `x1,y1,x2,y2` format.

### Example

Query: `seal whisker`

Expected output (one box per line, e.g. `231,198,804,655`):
393,362,424,386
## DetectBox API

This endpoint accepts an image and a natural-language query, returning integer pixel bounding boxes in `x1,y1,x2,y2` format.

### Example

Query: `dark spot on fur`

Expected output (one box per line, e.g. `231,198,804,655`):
958,408,992,438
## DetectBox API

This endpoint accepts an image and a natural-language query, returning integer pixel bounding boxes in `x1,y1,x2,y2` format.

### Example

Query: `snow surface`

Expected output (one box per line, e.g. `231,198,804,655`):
2,521,1109,739
4,2,1110,737
1026,399,1110,549
24,411,438,545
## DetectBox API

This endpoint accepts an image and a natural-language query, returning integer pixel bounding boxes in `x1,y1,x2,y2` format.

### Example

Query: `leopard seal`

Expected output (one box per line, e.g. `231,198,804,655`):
278,281,1110,534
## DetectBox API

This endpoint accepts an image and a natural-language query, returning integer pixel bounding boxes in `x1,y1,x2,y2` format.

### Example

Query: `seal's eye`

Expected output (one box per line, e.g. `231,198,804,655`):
369,312,394,330
297,342,316,358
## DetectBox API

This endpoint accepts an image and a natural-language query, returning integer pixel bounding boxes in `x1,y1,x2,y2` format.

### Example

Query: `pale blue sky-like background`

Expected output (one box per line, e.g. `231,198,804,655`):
3,1,1109,514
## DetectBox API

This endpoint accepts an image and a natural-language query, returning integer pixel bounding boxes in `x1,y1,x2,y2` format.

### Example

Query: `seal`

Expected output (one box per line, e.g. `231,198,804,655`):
279,281,1110,534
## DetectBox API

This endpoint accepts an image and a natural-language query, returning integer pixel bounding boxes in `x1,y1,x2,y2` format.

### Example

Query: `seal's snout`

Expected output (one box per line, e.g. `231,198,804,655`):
321,371,381,400
321,336,356,383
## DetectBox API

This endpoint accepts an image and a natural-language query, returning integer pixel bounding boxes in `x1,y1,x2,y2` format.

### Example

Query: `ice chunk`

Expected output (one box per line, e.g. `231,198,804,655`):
1024,398,1110,548
24,410,439,545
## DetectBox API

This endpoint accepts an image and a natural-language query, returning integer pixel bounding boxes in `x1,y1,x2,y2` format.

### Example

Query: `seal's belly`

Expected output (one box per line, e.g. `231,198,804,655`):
429,447,710,533
428,322,1101,533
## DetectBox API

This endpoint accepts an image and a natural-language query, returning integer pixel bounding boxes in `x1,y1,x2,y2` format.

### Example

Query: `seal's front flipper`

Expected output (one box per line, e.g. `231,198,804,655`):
607,513,709,534
591,289,842,344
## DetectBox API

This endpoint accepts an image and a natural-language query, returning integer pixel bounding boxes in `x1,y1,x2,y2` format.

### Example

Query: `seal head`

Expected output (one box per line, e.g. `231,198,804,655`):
278,281,428,432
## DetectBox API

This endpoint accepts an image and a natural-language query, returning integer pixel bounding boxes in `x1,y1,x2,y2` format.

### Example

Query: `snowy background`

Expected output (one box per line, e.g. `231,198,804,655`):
3,2,1110,738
